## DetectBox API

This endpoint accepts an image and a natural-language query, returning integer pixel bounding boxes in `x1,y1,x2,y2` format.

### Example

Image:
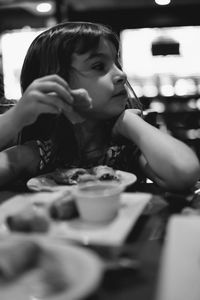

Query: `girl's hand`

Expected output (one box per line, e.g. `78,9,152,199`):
112,109,142,139
11,75,92,130
71,88,92,111
63,88,92,124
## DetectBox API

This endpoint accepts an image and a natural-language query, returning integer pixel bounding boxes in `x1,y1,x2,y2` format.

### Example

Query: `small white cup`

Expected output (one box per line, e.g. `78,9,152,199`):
74,182,124,223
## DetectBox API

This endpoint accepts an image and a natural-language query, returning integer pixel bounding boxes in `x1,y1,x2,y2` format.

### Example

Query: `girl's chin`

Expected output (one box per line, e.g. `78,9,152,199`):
112,106,126,116
84,106,126,120
105,108,125,118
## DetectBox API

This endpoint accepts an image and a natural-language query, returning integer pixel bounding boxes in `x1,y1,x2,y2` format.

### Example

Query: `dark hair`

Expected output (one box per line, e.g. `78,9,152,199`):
20,21,141,169
21,21,119,92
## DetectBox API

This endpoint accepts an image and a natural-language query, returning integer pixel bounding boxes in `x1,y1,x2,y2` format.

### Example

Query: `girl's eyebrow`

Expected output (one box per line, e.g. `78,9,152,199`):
84,51,118,62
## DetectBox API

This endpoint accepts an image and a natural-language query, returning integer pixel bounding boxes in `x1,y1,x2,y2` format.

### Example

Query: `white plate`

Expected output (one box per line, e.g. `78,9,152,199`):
27,170,137,192
0,235,103,300
0,192,151,246
116,170,137,187
50,192,151,246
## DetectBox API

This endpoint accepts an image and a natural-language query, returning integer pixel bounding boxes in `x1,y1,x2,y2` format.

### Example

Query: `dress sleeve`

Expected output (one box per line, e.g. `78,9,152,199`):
104,142,145,182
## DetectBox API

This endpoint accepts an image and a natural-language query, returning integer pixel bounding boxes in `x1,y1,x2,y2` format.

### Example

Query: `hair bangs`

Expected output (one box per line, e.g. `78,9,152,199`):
73,23,119,55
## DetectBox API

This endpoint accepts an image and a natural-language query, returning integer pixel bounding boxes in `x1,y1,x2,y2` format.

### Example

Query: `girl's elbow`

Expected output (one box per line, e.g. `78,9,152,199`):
171,160,200,190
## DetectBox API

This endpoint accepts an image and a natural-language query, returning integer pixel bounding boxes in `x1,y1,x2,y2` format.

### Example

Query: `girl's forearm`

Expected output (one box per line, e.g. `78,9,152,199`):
0,108,22,150
0,143,40,187
120,112,200,190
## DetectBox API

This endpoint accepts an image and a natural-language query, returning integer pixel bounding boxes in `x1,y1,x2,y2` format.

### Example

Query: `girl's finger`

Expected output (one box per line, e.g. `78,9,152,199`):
35,74,70,92
22,91,68,115
33,82,74,104
37,93,72,115
41,94,84,124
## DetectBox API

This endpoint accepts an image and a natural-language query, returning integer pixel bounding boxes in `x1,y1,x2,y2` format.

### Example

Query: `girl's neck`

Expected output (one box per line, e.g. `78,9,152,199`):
74,119,104,140
73,119,111,151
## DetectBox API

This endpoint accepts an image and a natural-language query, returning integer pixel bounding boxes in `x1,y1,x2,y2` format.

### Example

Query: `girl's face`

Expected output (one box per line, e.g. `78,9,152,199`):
69,37,128,120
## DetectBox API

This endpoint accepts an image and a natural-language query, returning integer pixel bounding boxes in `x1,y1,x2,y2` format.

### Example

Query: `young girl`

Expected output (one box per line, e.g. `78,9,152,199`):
0,21,199,191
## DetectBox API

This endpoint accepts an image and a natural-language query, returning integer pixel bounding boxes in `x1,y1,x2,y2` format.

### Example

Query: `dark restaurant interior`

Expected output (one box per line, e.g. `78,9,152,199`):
1,1,200,300
1,0,200,158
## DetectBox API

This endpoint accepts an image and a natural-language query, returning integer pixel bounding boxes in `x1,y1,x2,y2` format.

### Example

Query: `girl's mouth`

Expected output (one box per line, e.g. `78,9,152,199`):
113,89,127,97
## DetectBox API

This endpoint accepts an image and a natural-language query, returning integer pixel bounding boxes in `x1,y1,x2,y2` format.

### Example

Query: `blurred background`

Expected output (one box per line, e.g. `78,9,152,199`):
1,0,200,157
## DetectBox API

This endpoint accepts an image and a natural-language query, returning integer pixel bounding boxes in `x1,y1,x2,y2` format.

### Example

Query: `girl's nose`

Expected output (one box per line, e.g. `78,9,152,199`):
113,66,127,85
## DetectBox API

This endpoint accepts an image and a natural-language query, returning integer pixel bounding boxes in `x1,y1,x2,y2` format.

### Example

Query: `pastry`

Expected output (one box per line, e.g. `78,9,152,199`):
49,191,79,220
52,168,89,185
92,165,119,181
6,206,50,233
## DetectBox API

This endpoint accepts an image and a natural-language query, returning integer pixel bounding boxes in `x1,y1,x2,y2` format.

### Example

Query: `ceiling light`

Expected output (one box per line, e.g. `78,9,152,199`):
154,0,171,5
36,2,52,13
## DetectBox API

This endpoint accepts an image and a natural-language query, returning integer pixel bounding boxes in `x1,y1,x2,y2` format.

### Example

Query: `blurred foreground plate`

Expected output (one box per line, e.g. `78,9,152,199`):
27,170,137,192
0,192,151,247
0,235,103,300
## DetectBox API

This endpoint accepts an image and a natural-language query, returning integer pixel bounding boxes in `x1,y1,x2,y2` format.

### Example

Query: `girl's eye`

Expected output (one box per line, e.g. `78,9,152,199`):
92,62,106,71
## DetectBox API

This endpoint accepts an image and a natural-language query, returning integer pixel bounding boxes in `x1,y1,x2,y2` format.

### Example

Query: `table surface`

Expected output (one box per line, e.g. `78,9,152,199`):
0,181,197,300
